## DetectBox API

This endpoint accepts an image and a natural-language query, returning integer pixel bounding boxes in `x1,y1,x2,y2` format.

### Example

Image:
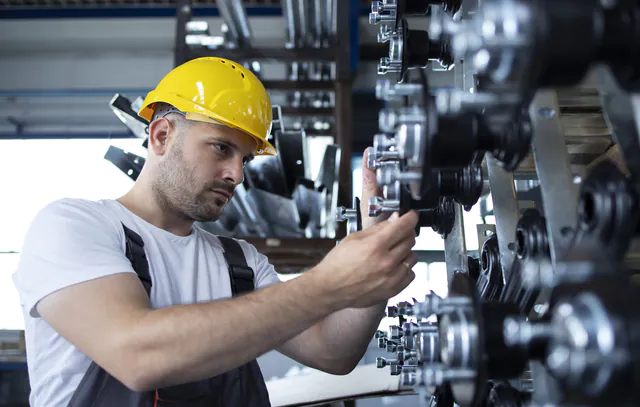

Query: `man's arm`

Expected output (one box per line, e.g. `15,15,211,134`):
37,268,338,391
37,208,418,392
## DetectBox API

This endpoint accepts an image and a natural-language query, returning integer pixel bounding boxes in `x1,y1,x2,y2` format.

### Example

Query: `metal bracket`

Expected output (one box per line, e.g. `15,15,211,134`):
529,90,579,264
486,156,520,284
476,223,496,249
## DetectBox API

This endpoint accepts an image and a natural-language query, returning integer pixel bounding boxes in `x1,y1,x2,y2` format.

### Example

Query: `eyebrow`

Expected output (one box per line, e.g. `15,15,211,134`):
210,137,255,161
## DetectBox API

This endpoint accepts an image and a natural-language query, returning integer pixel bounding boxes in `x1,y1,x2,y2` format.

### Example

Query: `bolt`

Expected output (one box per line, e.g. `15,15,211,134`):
379,109,399,133
336,206,356,222
390,325,403,340
369,12,382,25
369,196,399,216
376,357,398,368
390,364,404,375
376,80,422,101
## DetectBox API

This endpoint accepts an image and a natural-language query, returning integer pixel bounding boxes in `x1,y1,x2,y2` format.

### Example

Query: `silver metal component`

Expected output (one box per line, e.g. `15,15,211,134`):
503,317,554,348
368,133,399,169
428,5,461,42
547,293,628,394
439,307,479,369
368,196,400,216
412,365,477,387
369,0,397,25
376,79,423,101
335,206,356,222
376,356,399,369
388,301,415,318
413,294,472,319
444,204,468,286
403,321,438,336
530,90,579,264
377,161,422,186
402,333,416,350
486,156,520,284
435,88,521,115
397,345,418,363
377,24,393,43
382,181,401,203
451,0,537,88
390,325,403,340
335,206,358,236
416,331,440,364
378,56,402,75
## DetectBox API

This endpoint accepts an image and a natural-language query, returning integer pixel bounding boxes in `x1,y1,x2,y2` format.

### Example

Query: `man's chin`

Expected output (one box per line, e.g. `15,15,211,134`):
191,205,225,223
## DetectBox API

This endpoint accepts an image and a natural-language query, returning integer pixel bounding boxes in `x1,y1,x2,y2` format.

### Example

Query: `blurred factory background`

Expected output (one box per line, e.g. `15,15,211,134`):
0,2,489,406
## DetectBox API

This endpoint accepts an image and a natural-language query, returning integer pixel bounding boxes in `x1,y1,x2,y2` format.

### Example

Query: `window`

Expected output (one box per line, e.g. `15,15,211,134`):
0,138,147,330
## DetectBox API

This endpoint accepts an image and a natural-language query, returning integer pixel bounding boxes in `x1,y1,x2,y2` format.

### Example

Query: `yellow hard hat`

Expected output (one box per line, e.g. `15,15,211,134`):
138,57,277,156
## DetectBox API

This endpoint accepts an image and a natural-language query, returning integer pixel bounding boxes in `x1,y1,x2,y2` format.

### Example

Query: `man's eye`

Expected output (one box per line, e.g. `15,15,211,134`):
215,143,230,154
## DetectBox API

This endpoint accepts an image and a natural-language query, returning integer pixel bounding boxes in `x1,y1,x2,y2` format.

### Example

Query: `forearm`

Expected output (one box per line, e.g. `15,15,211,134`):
125,269,337,391
316,301,387,370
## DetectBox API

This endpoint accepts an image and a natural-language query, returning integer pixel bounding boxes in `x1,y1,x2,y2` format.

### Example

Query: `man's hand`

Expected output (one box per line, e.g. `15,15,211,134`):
360,147,390,230
313,210,419,309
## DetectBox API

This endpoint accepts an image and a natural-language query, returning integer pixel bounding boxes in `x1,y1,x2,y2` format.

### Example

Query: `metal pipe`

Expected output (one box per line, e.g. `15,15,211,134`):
216,0,241,47
229,0,253,45
313,0,323,48
295,0,309,47
281,0,297,48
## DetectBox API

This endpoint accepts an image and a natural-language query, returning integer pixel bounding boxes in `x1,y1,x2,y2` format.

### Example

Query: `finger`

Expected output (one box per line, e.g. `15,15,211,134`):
388,238,417,262
361,147,380,198
378,210,420,248
401,252,419,269
361,147,387,229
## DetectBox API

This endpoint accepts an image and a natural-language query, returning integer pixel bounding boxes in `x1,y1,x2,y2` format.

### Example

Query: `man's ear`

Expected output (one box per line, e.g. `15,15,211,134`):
147,118,172,156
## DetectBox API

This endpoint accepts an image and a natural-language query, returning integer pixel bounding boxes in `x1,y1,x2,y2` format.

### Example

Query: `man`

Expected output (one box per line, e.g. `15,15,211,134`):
12,57,419,407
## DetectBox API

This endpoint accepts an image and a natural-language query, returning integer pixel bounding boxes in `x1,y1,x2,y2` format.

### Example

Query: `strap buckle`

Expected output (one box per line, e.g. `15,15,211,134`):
229,264,255,281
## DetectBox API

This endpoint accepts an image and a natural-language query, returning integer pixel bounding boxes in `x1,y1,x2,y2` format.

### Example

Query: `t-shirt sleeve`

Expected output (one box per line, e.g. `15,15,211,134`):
238,240,282,290
12,199,136,318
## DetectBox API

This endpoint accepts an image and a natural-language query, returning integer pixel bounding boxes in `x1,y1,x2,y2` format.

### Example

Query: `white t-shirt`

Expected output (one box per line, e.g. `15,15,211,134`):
11,198,282,407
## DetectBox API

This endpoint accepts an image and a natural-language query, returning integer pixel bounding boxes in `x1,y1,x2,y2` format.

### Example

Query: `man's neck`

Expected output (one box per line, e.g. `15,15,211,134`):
117,184,194,237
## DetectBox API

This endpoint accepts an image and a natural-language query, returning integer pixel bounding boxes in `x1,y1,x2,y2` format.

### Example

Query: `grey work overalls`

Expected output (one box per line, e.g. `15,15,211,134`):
66,224,272,407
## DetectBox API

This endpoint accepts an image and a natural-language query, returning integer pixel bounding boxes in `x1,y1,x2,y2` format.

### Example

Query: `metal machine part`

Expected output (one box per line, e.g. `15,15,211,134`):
335,197,362,237
450,0,640,96
367,1,640,406
575,159,639,260
370,0,461,32
476,233,504,301
500,208,549,314
503,262,640,406
378,18,454,83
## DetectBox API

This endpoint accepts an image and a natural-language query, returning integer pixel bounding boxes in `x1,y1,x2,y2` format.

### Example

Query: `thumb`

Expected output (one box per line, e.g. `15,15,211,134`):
361,147,381,205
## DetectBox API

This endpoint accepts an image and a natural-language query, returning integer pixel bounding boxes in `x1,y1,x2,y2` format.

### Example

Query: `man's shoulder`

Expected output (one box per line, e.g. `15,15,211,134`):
39,197,112,216
32,197,122,235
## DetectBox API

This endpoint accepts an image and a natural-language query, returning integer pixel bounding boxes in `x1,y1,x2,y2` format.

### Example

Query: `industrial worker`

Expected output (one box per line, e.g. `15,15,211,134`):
12,57,419,407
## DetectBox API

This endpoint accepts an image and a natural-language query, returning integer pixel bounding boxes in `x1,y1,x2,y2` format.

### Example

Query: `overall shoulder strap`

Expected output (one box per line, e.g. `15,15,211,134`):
218,236,255,296
122,223,152,296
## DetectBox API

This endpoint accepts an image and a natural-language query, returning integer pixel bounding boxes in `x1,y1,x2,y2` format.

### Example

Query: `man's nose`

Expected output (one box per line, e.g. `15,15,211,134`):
222,157,245,186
